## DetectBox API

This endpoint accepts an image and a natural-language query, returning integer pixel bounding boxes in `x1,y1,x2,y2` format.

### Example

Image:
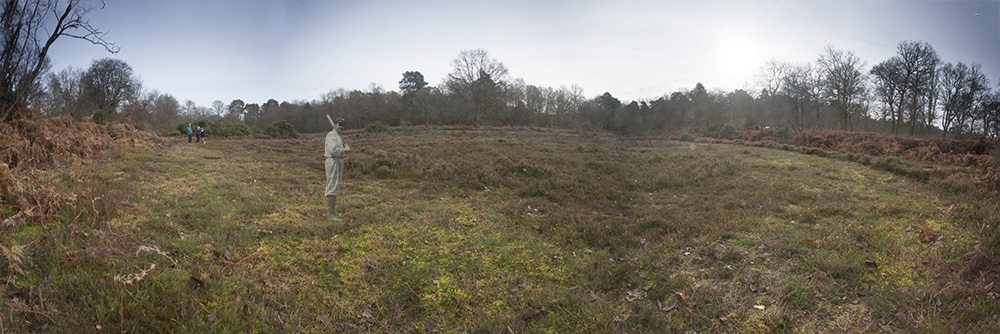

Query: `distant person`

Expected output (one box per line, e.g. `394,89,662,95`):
195,126,205,143
324,117,350,222
186,123,193,143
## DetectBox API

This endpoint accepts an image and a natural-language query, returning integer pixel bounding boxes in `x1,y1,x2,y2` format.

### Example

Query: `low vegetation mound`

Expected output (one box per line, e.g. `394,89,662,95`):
0,111,158,226
726,128,1000,190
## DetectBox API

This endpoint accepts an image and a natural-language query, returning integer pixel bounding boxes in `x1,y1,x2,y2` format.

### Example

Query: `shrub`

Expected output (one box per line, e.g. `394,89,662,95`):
679,132,694,142
365,121,388,133
704,123,735,138
209,120,251,137
263,120,300,138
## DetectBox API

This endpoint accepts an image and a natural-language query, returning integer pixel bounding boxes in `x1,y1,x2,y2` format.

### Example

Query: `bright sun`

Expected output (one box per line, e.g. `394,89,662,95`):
714,27,764,82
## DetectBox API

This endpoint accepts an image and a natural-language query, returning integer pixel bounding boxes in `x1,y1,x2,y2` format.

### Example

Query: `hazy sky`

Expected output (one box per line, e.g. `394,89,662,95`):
48,0,1000,107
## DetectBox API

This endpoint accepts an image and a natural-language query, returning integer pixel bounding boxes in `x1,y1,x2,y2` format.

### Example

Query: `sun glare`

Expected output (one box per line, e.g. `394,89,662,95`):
714,27,763,82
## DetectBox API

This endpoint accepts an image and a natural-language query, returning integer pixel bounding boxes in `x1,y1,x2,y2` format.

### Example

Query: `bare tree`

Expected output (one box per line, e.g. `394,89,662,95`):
871,58,904,131
816,45,868,130
939,62,989,137
38,65,83,117
210,100,226,117
444,49,509,125
780,63,820,131
1,0,117,122
894,41,940,135
755,59,789,97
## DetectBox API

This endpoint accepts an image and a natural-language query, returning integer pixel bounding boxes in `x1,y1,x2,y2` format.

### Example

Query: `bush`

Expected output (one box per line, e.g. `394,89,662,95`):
365,121,388,133
263,120,299,138
704,123,735,139
176,122,192,136
679,132,694,142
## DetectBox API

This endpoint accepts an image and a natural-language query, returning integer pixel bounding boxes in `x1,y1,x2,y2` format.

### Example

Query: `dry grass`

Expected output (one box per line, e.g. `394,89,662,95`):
725,129,1000,191
0,110,157,227
0,124,997,332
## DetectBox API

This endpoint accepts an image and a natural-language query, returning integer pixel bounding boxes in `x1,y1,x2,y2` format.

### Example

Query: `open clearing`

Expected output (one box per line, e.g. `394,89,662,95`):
4,128,997,333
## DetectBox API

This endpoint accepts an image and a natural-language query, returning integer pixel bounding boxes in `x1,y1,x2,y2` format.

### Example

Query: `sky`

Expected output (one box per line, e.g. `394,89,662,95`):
47,0,1000,108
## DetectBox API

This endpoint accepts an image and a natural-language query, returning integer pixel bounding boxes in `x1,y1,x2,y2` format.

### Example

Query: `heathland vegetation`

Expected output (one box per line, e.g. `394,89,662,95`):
2,1,999,332
2,125,1000,332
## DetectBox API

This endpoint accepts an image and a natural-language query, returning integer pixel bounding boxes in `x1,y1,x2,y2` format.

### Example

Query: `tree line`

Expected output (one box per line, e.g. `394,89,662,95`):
4,2,998,139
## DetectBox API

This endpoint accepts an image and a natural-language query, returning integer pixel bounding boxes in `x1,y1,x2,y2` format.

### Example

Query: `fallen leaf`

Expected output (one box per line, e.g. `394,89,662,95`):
364,255,377,270
521,309,547,320
512,309,548,329
864,260,877,268
640,239,649,249
753,305,765,310
674,291,687,301
208,309,218,322
432,279,441,286
188,276,205,289
659,300,678,312
362,305,373,319
985,282,995,294
392,304,404,314
855,285,873,297
412,285,423,291
513,318,526,330
224,247,233,261
316,314,329,326
404,311,418,322
425,318,437,332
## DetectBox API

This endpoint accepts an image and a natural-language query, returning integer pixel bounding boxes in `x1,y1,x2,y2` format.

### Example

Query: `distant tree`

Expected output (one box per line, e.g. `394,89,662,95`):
399,71,427,99
939,62,989,137
1,0,118,123
244,103,261,126
816,46,867,130
871,57,904,131
444,49,509,125
687,83,721,126
226,99,245,122
81,58,141,124
211,100,226,117
756,59,789,97
259,98,280,125
981,90,1000,139
152,92,180,127
781,63,821,131
596,91,621,130
39,66,85,117
722,89,755,129
894,41,940,135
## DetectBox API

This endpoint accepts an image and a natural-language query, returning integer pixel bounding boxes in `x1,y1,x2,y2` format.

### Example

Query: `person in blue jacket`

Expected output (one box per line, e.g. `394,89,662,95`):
186,123,193,143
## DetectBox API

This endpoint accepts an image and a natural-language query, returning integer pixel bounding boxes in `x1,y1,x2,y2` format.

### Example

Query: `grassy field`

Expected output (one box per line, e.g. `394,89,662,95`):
2,127,998,333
